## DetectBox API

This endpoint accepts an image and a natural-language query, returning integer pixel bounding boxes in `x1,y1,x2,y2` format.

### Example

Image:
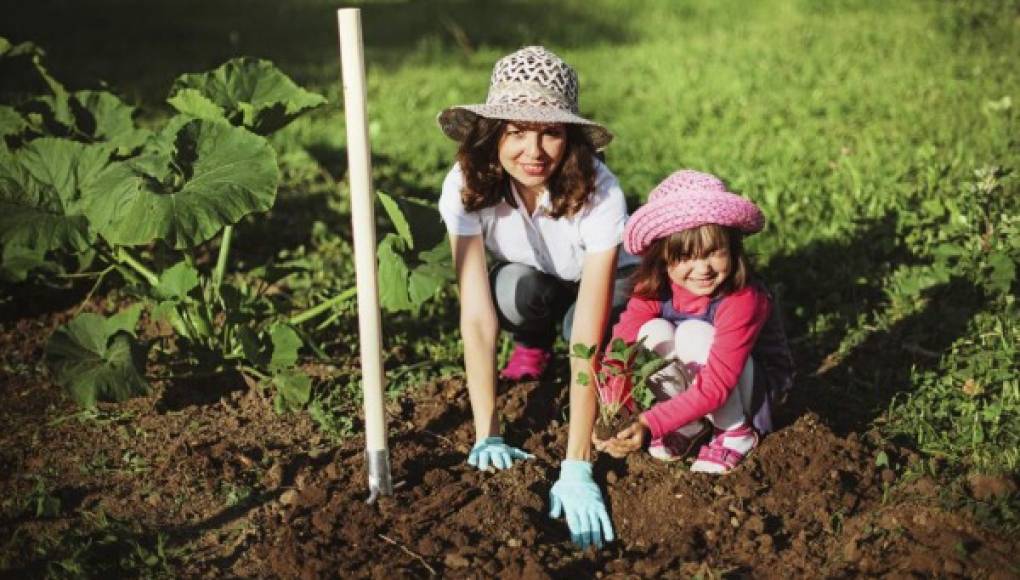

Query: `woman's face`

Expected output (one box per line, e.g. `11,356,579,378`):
666,248,732,297
497,122,567,194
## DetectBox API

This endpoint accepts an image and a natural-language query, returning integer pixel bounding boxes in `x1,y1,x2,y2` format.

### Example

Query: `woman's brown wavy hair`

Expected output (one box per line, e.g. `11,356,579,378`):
631,224,752,300
455,117,597,219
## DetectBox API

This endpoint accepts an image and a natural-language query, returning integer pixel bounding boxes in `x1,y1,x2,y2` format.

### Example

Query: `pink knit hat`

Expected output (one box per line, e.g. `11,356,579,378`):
624,170,764,255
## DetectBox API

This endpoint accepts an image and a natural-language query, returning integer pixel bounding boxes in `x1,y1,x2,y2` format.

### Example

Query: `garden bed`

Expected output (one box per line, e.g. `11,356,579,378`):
1,305,1016,577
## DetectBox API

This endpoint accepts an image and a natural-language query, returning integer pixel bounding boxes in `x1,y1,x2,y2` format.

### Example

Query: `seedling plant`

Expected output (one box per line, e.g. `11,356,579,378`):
572,337,671,439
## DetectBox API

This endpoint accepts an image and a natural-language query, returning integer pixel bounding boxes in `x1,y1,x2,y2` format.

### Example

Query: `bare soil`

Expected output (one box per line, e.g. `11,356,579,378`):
1,304,1018,578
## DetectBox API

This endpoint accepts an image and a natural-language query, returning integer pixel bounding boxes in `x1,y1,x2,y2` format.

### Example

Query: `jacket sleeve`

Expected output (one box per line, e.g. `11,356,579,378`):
610,294,661,344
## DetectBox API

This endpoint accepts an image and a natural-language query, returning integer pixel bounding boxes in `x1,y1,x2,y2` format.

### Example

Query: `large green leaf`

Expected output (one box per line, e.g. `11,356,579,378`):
83,118,280,249
19,91,150,155
167,58,327,135
71,91,150,152
0,105,27,144
375,191,454,313
377,233,453,313
155,261,200,299
377,191,413,249
379,192,447,251
0,244,51,282
0,138,107,256
0,37,66,102
378,234,413,312
408,241,452,306
44,307,149,407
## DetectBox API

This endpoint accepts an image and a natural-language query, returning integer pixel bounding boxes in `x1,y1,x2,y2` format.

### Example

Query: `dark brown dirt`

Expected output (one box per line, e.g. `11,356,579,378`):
1,307,1018,578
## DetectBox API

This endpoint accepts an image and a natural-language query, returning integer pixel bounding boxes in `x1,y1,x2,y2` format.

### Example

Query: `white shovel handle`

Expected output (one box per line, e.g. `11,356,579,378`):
337,7,391,502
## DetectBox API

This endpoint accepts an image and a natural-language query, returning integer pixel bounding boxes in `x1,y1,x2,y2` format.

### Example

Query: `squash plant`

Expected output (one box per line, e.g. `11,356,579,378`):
1,37,330,409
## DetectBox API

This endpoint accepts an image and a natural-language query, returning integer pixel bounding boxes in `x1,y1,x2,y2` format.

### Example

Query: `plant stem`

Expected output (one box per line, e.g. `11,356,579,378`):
212,225,232,298
72,265,116,316
113,247,159,287
237,365,270,382
289,286,357,325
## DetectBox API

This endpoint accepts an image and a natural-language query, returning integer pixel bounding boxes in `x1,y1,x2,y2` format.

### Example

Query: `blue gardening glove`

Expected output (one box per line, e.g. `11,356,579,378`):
467,436,534,471
549,460,615,548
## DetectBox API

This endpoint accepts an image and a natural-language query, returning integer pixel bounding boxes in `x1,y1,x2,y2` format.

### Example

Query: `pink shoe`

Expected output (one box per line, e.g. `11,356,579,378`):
690,424,759,474
648,421,710,462
499,344,551,381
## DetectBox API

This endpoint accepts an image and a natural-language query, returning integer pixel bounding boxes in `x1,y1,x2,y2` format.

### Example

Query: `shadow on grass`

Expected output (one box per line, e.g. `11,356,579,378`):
228,147,446,270
3,0,635,102
763,215,985,436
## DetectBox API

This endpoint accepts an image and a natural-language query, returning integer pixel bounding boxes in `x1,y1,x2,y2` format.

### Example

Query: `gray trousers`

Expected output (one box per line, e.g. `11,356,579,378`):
489,259,635,349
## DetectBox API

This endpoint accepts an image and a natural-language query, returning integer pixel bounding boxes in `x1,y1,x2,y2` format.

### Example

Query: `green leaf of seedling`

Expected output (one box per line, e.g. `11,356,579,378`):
272,370,312,413
156,261,200,300
377,191,414,249
571,343,597,359
609,337,628,354
635,357,672,382
268,323,301,371
577,372,590,387
44,311,149,407
636,387,655,410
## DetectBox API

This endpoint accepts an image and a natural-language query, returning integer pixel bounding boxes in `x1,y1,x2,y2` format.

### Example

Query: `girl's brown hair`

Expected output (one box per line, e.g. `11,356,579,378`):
455,117,597,219
631,224,752,300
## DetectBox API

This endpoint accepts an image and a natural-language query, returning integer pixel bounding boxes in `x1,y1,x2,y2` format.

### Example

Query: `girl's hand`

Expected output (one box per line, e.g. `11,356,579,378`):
599,419,651,459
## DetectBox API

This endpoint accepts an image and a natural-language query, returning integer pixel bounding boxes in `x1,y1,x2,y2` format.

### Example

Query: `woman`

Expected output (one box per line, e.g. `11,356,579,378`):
436,46,636,548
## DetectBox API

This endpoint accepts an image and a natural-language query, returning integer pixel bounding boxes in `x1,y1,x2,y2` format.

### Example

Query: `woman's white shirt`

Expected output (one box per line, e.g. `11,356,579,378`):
438,160,637,282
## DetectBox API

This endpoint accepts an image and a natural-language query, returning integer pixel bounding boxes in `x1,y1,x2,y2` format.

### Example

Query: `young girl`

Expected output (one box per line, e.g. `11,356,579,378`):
595,170,794,474
437,46,637,547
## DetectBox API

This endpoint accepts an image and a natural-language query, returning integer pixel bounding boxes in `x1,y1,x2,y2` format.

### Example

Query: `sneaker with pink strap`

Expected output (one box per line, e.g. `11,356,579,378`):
648,421,710,462
690,424,759,474
499,343,552,381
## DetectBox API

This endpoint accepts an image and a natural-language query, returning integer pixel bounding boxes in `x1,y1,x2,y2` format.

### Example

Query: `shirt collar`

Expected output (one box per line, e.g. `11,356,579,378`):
509,180,553,216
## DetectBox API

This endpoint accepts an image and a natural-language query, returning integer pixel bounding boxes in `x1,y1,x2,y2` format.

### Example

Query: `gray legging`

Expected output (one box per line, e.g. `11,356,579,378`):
489,258,636,349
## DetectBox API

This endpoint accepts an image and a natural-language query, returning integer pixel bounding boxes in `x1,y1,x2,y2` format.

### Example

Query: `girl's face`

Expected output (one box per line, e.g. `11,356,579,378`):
497,122,567,194
666,248,732,297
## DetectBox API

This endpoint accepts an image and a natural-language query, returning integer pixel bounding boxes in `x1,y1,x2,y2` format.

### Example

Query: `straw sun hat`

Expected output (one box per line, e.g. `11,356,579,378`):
624,170,765,256
437,46,613,150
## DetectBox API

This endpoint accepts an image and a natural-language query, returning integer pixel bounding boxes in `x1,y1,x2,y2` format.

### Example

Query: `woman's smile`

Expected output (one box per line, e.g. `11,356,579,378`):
520,161,549,176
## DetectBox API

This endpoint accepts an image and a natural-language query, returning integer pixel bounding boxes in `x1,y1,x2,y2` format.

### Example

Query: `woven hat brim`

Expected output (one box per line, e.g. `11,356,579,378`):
623,190,765,256
437,104,613,150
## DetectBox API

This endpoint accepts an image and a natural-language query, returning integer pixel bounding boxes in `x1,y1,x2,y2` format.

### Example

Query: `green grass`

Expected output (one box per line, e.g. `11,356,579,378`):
4,0,1018,481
